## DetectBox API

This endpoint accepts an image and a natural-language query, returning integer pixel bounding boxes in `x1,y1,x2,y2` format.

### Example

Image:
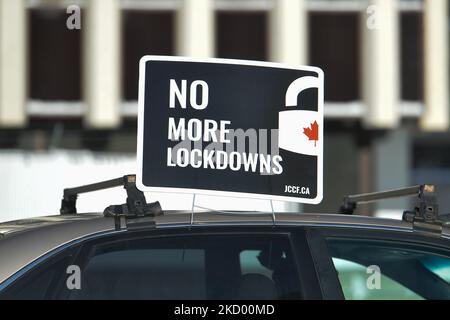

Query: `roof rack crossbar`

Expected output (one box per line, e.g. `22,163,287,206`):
63,177,125,198
341,185,421,210
60,174,162,219
340,185,433,215
340,184,443,235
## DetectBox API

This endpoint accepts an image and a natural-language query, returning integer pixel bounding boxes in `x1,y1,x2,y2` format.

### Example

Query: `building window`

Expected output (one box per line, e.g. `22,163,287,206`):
122,10,174,101
400,12,423,101
216,11,268,61
309,12,360,102
413,139,450,214
29,8,82,101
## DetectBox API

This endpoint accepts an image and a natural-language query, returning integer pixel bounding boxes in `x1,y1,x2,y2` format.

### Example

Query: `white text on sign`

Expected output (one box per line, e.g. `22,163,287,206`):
166,79,283,175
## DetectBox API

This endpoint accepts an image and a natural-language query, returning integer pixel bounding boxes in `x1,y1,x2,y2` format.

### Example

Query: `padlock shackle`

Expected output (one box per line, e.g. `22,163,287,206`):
285,76,321,107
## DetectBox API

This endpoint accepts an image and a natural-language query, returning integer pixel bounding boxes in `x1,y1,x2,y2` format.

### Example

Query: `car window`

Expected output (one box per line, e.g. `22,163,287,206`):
65,233,302,300
0,253,75,300
0,231,304,300
240,250,274,279
327,238,450,300
420,256,450,283
332,257,423,300
70,247,207,300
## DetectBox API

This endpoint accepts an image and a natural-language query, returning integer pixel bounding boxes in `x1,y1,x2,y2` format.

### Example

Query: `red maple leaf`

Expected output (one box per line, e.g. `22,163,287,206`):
303,121,319,146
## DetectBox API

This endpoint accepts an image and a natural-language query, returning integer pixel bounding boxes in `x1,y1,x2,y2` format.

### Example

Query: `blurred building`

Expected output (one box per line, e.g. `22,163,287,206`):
0,0,449,219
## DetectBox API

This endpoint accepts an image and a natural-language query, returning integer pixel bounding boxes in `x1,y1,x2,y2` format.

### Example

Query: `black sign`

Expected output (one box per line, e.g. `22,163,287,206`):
137,56,324,204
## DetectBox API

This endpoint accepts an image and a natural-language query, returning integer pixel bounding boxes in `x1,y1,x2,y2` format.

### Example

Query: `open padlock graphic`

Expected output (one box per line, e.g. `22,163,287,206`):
278,75,323,156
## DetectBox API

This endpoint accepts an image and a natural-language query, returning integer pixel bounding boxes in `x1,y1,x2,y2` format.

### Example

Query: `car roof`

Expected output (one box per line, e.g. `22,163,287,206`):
0,211,411,238
0,211,448,285
0,211,411,239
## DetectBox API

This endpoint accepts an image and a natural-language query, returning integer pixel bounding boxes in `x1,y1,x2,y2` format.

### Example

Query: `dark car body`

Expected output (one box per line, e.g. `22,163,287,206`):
1,211,449,300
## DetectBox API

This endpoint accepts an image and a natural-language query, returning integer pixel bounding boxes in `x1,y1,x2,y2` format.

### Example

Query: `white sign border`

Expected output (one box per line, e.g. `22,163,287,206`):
137,55,324,205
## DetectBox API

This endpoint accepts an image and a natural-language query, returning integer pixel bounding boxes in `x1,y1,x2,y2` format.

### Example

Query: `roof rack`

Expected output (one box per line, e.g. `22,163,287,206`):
60,174,162,221
340,184,445,235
